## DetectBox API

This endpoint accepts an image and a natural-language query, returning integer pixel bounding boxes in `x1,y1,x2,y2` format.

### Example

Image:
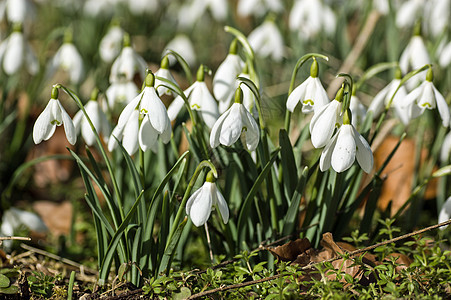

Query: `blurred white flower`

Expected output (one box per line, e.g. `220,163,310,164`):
399,35,430,89
309,89,344,148
1,0,35,23
164,34,196,67
439,196,451,230
440,131,451,162
73,98,111,146
210,97,260,151
373,0,389,15
289,0,336,40
127,0,159,15
286,59,329,114
186,172,229,227
349,94,367,128
437,40,451,68
47,42,84,85
33,90,76,145
0,29,38,75
237,0,283,18
425,0,450,37
168,66,219,128
177,0,227,29
83,0,121,17
213,41,243,113
248,19,285,62
395,0,425,29
99,25,124,63
320,121,373,173
154,56,179,97
106,79,139,110
110,43,147,84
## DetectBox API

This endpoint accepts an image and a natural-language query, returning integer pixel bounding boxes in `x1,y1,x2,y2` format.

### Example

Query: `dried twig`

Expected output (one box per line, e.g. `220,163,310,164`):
187,219,451,299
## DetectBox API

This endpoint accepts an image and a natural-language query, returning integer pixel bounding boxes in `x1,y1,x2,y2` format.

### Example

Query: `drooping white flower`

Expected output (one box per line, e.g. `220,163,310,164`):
0,28,38,75
248,19,285,62
286,58,329,114
109,36,147,83
309,88,344,148
237,72,258,116
164,34,196,67
237,0,283,18
401,68,450,127
47,41,84,85
349,94,367,128
2,0,35,24
373,0,389,15
33,87,76,145
126,0,159,15
320,110,373,173
425,0,450,37
108,109,140,155
439,196,451,230
437,40,451,68
395,0,425,29
154,55,179,97
210,88,260,151
186,171,229,227
289,0,336,40
399,34,430,89
106,79,139,110
99,25,124,63
176,0,228,29
440,131,451,162
73,93,111,146
168,65,219,128
213,40,243,113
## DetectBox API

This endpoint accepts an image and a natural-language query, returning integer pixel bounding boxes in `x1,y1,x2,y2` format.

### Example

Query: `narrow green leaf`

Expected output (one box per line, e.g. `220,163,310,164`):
279,129,298,198
67,271,76,300
157,218,187,275
282,166,308,236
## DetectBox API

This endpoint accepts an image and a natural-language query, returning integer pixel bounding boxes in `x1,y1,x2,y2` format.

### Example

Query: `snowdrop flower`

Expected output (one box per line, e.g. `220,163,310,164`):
425,0,450,37
213,40,243,113
399,33,430,89
368,69,409,124
238,70,258,116
320,110,373,173
309,87,344,149
402,68,450,127
0,25,38,75
73,90,111,146
210,87,260,151
395,0,425,29
109,72,171,154
289,0,336,40
164,34,196,67
177,0,228,29
237,0,283,18
373,0,389,15
99,24,124,63
439,196,451,230
286,58,329,114
168,65,219,128
154,55,179,97
437,40,451,68
47,34,84,85
33,86,76,145
127,0,159,15
106,78,139,110
349,93,367,128
186,171,229,227
1,0,35,24
109,34,147,83
83,0,119,17
440,131,451,162
248,18,285,62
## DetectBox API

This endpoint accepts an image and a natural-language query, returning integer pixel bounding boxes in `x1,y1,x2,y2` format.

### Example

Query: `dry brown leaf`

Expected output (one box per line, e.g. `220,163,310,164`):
268,238,311,262
32,201,73,237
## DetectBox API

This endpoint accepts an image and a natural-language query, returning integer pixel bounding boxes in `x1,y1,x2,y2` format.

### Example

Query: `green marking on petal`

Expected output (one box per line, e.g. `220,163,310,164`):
242,126,248,133
51,120,61,126
420,102,432,108
303,99,314,105
140,108,148,114
191,104,201,109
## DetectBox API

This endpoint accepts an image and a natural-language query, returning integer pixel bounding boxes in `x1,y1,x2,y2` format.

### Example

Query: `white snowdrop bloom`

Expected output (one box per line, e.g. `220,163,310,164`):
106,79,139,110
213,40,243,113
154,56,179,97
168,66,219,128
127,0,159,15
33,88,76,145
402,70,450,127
139,112,172,153
83,0,120,17
426,0,450,37
395,0,425,29
73,98,111,146
109,43,147,84
237,72,258,116
47,42,84,85
186,171,229,227
108,109,140,155
2,0,35,23
0,29,38,75
309,88,344,149
439,196,451,230
177,0,228,29
320,117,374,173
437,40,451,68
349,94,367,128
399,34,430,90
286,58,329,114
289,0,336,40
164,34,196,67
237,0,283,18
440,131,451,162
99,25,124,63
373,0,389,15
248,19,285,62
210,88,260,151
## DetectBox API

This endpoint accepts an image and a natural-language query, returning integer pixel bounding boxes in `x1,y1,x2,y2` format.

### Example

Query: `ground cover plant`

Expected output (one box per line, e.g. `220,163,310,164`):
0,0,451,298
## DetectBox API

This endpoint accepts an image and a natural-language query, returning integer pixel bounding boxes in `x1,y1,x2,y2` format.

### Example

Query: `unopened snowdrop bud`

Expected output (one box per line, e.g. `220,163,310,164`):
210,87,260,151
186,170,229,227
286,58,329,114
33,85,76,145
309,86,344,148
155,56,178,96
320,109,374,173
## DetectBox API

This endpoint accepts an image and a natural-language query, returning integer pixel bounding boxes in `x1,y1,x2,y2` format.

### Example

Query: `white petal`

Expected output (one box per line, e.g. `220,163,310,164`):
210,108,230,148
108,125,124,152
331,125,356,173
417,82,436,109
240,105,260,151
310,100,341,148
196,83,219,128
213,54,242,103
33,100,55,144
188,183,213,227
219,103,243,147
145,87,170,134
286,81,307,112
117,92,142,129
3,32,24,75
312,79,329,113
320,130,339,172
440,131,451,162
212,184,229,224
433,85,450,127
167,96,186,121
57,100,76,145
439,197,451,229
122,110,140,155
353,126,374,173
368,84,390,117
160,118,172,144
138,117,158,152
